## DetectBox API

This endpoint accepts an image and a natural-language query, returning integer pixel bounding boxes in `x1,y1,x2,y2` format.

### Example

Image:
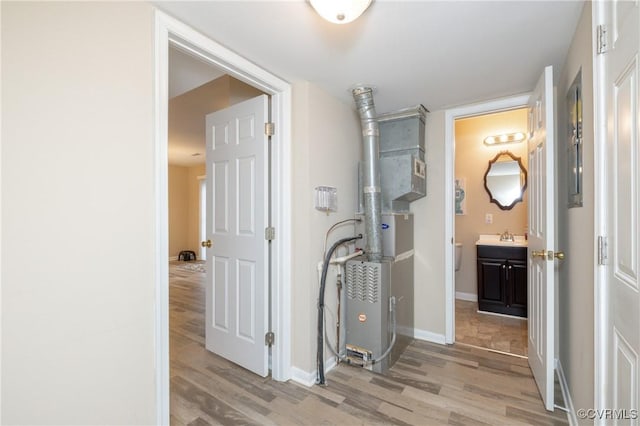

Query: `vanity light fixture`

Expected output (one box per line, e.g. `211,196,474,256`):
309,0,373,24
483,132,527,146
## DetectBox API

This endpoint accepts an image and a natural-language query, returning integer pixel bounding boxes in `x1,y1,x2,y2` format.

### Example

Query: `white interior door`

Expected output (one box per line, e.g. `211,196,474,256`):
203,95,270,377
527,65,556,411
605,0,639,415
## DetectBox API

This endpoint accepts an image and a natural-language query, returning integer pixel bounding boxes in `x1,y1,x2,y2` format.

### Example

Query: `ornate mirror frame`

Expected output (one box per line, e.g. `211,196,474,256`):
483,150,528,211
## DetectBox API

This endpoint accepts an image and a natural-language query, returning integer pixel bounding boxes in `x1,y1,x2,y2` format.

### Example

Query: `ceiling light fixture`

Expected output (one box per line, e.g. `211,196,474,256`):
484,132,527,146
309,0,373,24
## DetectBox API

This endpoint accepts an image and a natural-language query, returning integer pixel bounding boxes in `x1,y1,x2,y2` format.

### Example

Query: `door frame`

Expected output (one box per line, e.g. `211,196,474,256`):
444,94,531,343
592,0,611,417
153,10,293,425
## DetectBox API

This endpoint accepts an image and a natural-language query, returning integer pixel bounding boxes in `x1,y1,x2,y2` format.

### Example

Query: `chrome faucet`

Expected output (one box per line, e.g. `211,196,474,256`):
500,230,514,242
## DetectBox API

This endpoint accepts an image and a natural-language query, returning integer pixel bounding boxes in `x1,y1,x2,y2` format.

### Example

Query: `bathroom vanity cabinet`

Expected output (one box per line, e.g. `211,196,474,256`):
476,245,527,317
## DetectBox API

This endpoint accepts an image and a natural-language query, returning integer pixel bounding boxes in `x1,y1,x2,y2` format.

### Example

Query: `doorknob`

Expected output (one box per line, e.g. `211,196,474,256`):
201,240,212,248
531,250,547,259
531,249,566,261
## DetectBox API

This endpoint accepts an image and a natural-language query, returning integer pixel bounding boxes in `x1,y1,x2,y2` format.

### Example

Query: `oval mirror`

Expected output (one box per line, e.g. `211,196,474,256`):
483,151,527,210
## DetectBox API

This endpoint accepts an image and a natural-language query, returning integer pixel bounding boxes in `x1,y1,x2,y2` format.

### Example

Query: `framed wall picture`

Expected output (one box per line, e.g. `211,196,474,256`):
455,177,467,215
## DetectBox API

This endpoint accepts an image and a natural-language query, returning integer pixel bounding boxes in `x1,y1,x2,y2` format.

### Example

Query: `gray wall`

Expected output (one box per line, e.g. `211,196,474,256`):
556,2,595,413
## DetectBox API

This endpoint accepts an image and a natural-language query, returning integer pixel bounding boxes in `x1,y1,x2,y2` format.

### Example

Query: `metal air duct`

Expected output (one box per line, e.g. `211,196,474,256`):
352,87,383,262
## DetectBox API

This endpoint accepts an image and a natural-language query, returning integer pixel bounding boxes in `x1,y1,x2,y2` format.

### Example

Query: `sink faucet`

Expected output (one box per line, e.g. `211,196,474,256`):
500,230,514,242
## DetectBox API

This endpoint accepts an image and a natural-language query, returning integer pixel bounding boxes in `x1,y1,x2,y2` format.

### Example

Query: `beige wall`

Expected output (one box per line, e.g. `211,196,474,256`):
187,164,206,254
411,110,447,337
291,81,361,373
556,2,594,413
229,77,265,105
168,164,205,258
2,2,156,423
454,109,529,296
168,165,189,257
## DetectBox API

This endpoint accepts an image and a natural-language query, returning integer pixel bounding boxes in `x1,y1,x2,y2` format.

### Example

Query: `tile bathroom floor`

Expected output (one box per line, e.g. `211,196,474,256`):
455,299,528,357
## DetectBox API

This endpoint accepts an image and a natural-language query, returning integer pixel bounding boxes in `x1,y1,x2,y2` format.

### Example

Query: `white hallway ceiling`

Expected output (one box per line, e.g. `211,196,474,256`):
158,0,584,114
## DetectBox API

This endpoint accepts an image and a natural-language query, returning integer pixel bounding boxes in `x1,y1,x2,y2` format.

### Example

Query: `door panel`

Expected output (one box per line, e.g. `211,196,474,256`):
214,256,229,330
527,65,555,411
510,261,528,313
237,259,256,341
478,259,506,303
606,0,639,414
204,95,270,377
213,161,229,234
237,156,256,235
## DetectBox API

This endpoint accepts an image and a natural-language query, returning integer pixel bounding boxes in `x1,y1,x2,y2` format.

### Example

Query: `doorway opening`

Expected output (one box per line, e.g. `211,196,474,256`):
154,11,293,424
453,107,529,357
168,46,271,412
443,94,530,346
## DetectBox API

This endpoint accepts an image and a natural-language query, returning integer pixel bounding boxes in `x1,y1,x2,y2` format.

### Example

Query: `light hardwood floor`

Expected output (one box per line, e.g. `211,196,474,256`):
170,261,569,425
455,300,528,357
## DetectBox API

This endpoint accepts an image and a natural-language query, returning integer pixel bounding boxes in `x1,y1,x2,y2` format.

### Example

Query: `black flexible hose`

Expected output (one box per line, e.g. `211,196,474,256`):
317,234,362,385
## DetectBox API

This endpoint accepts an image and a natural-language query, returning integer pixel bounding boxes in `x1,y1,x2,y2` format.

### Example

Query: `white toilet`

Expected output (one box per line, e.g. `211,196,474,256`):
455,243,463,271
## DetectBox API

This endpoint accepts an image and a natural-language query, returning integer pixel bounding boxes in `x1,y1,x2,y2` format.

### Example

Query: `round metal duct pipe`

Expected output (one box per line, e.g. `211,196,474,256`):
352,87,383,261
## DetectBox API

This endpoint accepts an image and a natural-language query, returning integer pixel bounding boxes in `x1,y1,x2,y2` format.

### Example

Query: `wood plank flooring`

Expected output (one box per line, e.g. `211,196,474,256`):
455,300,528,357
169,261,569,425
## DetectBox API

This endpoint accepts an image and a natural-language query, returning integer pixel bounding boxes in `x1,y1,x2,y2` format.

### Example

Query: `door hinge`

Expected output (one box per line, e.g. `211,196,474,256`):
265,226,275,241
597,25,608,54
598,236,608,265
265,122,275,136
265,331,275,347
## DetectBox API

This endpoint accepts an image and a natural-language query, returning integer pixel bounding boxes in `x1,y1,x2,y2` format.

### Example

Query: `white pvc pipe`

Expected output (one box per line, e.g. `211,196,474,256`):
330,249,363,265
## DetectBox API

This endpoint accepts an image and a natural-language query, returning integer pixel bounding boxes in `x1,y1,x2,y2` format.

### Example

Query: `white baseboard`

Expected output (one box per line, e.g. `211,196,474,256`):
326,356,337,373
556,358,577,425
477,310,527,320
413,328,446,345
290,367,316,387
290,356,337,388
396,325,413,337
455,291,478,302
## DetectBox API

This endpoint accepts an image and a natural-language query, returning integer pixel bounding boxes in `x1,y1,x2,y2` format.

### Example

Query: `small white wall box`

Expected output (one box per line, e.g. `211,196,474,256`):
315,186,337,213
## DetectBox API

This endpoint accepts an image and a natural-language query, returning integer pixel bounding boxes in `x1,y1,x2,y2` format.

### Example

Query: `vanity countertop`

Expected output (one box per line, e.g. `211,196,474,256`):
476,234,528,247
